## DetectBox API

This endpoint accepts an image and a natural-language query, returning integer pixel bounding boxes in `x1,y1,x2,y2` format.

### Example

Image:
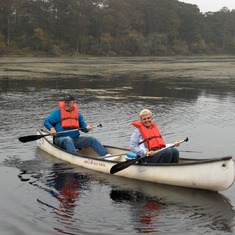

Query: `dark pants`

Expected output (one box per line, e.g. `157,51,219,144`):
141,148,179,163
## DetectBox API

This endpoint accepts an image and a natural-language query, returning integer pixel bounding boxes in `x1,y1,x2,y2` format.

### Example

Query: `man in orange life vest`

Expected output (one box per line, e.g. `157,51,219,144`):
130,109,180,163
44,95,108,156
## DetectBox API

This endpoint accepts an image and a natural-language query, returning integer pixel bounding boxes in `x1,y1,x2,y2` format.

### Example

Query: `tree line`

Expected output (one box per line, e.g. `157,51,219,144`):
0,0,235,56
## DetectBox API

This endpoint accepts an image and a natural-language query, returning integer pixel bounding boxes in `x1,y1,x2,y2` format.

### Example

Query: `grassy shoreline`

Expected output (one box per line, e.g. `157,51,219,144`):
0,56,234,80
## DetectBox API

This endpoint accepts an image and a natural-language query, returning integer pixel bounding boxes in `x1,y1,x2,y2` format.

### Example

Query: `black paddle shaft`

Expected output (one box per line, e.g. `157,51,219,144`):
18,123,103,143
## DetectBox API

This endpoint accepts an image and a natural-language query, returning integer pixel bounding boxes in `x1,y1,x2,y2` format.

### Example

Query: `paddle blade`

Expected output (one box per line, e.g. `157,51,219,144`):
110,157,140,175
97,123,102,128
18,134,49,143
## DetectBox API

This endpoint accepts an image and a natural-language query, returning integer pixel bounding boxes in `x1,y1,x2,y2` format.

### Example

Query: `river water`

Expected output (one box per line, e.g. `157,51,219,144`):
0,59,235,234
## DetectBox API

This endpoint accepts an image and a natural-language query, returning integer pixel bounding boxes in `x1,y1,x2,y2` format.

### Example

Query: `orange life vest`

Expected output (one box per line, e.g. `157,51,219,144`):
132,121,166,150
58,101,79,128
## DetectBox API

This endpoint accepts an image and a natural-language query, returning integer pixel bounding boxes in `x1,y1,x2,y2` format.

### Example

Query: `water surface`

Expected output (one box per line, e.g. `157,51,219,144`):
0,58,235,234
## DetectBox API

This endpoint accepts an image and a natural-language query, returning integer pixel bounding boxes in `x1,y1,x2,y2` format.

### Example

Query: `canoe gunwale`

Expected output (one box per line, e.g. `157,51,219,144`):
37,129,235,191
38,129,233,167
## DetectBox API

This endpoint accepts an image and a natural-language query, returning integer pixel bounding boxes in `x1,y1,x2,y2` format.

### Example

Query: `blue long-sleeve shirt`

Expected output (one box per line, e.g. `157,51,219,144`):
44,108,88,138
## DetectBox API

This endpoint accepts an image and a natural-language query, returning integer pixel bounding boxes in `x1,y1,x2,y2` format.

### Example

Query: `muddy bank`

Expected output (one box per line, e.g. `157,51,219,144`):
0,56,234,80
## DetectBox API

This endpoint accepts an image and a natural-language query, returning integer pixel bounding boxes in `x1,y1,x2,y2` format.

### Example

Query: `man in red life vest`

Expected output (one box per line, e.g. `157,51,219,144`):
130,109,180,163
44,95,108,156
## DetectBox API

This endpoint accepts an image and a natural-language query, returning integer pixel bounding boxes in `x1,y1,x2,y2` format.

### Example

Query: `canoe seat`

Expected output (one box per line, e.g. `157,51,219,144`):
106,155,127,162
113,155,126,162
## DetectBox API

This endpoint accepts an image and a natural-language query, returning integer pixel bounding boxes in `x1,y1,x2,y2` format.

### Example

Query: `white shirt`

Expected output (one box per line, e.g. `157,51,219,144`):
130,129,148,157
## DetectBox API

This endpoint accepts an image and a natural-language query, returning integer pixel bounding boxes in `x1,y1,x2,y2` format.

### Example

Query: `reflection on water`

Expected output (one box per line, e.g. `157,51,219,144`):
110,189,162,233
103,168,235,234
37,165,89,235
6,157,85,235
1,67,235,235
1,75,235,100
4,151,235,235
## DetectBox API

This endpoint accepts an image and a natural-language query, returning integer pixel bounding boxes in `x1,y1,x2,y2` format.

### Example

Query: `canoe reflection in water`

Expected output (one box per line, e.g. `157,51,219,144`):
15,157,235,234
110,189,162,233
106,174,235,234
17,161,91,234
106,169,235,234
45,164,89,217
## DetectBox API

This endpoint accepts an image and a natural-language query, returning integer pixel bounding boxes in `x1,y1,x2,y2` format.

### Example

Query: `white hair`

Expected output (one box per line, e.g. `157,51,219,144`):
139,109,152,117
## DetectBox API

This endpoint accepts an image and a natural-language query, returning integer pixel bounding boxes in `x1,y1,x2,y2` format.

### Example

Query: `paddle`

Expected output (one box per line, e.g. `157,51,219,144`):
110,137,188,175
18,123,102,143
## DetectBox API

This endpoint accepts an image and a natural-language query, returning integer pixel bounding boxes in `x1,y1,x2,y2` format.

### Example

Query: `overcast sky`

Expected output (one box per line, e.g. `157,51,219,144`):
179,0,235,13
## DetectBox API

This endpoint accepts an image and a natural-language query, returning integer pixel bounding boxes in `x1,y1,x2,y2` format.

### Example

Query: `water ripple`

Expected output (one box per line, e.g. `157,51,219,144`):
1,74,235,235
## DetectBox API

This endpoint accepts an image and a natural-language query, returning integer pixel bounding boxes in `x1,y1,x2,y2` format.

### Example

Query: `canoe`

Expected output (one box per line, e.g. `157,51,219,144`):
36,129,235,192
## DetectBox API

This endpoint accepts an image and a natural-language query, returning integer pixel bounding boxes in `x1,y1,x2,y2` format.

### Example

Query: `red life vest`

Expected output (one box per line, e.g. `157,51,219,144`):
132,121,166,150
58,101,79,128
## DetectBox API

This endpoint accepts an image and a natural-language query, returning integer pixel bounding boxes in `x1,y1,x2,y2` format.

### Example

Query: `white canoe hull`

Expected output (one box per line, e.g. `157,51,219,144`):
36,130,235,192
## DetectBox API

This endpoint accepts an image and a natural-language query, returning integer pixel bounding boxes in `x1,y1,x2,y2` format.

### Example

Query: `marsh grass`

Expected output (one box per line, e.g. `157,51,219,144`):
0,56,234,80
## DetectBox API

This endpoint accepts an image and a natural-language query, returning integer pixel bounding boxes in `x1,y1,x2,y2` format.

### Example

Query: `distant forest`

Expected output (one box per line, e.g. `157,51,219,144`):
0,0,235,56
